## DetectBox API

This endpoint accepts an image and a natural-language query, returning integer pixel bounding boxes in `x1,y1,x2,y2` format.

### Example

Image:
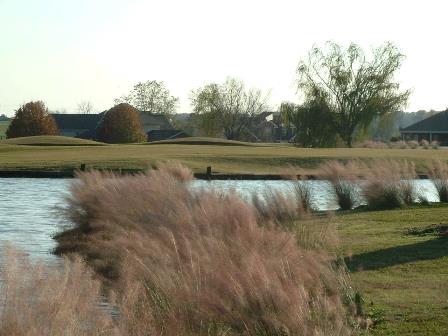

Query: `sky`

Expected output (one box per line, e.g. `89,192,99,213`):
0,0,447,116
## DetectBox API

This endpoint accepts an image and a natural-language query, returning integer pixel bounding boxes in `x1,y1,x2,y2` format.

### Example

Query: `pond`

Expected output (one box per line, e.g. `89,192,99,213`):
0,178,439,263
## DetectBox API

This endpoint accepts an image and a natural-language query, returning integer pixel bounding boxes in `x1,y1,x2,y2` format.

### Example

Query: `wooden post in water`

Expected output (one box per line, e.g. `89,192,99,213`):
206,166,212,180
80,163,86,171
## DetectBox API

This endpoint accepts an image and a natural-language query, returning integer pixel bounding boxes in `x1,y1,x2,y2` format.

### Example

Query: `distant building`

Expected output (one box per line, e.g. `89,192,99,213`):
52,114,102,139
172,111,296,142
400,110,448,145
52,109,187,142
147,129,190,142
248,112,296,142
138,112,174,133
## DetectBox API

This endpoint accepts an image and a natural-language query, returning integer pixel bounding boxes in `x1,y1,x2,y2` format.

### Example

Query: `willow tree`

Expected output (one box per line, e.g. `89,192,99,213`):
191,78,268,140
281,100,337,147
297,42,410,147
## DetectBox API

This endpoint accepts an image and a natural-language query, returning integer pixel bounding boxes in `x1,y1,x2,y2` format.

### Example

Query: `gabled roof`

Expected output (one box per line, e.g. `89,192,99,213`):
138,111,174,130
52,114,102,130
400,110,448,133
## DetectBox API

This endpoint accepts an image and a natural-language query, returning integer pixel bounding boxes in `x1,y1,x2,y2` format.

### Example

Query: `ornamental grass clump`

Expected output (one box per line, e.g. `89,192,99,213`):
362,160,418,210
427,160,448,202
420,139,430,149
0,246,116,336
431,141,440,149
407,140,419,149
55,162,355,336
389,140,409,149
358,140,388,149
319,160,360,210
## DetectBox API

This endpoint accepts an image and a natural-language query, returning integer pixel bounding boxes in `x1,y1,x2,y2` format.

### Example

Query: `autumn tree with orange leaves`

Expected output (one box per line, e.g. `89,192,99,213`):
98,103,147,143
6,101,59,138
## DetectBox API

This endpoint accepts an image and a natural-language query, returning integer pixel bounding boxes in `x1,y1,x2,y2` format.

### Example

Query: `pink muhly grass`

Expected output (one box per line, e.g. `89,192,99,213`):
319,161,360,210
427,160,448,202
362,160,418,209
0,246,117,336
54,162,355,335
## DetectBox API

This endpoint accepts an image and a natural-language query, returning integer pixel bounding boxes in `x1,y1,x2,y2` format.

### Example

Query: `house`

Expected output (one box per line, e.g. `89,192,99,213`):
400,109,448,145
147,129,190,142
248,112,296,142
52,109,186,142
138,111,174,133
52,114,102,139
172,111,296,142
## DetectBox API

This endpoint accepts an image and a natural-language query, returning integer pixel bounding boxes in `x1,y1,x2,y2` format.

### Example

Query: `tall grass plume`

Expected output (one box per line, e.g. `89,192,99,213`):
0,246,116,335
54,162,355,335
362,160,418,209
319,161,360,210
427,160,448,202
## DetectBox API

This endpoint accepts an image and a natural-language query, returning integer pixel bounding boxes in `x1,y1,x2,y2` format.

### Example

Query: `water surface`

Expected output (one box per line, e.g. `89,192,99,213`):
0,178,439,263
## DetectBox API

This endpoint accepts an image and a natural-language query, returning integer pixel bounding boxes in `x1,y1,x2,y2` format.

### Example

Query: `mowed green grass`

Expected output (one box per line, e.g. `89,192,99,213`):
1,135,106,146
308,206,448,335
0,136,446,174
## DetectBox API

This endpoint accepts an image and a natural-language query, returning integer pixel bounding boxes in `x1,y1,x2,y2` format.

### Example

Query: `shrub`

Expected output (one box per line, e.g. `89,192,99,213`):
6,101,59,138
319,160,360,210
420,139,430,149
55,162,355,335
427,160,448,202
98,103,146,143
431,141,440,149
0,246,116,335
357,140,388,149
389,140,408,149
407,140,419,149
362,160,418,209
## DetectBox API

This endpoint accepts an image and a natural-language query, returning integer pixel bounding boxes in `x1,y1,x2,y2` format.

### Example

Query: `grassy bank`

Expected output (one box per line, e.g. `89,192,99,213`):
0,136,446,175
306,205,448,335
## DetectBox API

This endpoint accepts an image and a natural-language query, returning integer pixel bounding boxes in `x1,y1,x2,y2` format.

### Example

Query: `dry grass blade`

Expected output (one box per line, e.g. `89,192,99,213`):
362,159,418,209
54,161,355,336
319,161,360,210
0,246,117,336
427,160,448,202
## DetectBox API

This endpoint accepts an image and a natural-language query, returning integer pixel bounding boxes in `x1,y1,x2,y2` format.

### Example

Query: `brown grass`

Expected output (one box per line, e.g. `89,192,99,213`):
427,160,448,202
53,162,355,335
319,161,360,210
0,246,116,336
362,160,418,209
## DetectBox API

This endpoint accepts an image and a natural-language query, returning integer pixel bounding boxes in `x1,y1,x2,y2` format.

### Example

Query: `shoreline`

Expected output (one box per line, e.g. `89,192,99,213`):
0,169,429,180
0,169,308,180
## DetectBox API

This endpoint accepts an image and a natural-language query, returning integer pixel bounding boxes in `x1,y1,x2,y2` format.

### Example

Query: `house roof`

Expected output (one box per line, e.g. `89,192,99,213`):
400,110,448,133
138,111,174,130
147,129,189,142
52,114,102,130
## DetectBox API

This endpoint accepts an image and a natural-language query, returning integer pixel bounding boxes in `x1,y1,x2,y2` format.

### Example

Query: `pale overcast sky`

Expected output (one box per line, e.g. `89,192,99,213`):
0,0,447,116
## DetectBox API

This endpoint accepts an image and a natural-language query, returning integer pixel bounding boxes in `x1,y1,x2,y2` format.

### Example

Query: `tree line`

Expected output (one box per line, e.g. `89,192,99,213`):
6,102,147,144
5,41,412,146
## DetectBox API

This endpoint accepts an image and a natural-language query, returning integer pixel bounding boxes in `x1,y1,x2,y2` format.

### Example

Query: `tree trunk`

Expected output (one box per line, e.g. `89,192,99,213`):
347,136,353,148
